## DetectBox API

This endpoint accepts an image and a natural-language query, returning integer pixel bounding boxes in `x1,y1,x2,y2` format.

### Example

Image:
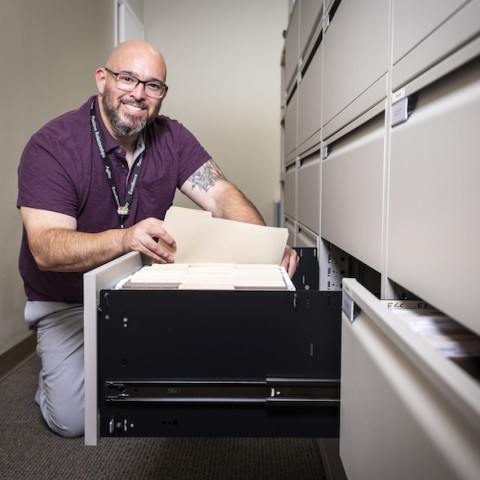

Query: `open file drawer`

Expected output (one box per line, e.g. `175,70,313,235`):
85,248,341,443
340,278,480,480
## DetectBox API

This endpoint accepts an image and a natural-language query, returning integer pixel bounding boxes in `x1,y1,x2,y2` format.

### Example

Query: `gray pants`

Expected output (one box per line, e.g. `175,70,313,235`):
25,301,84,438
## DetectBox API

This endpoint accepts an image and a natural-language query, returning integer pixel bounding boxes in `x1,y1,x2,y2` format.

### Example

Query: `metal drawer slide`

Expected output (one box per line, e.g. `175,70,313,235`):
105,378,340,407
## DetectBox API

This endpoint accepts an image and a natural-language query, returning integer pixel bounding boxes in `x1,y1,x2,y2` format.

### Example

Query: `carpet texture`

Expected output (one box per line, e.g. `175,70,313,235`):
0,356,326,479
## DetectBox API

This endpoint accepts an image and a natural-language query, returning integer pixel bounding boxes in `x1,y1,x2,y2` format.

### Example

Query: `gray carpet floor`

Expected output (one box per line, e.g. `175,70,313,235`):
0,355,326,479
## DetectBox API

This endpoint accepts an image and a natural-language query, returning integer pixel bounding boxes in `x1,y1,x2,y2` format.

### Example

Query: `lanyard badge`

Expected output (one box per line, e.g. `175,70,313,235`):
90,98,144,228
117,206,129,216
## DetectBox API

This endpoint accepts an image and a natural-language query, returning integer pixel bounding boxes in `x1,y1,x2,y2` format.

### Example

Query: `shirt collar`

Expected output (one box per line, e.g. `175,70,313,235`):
132,134,145,163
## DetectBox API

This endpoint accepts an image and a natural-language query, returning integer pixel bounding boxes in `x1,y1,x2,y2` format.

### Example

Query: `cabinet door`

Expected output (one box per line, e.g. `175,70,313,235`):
284,88,298,163
388,58,480,335
393,0,467,64
284,1,300,91
298,45,322,151
284,217,296,246
340,279,480,480
322,114,385,272
299,0,323,58
297,155,320,234
296,227,318,248
392,0,480,89
323,0,389,135
283,165,297,220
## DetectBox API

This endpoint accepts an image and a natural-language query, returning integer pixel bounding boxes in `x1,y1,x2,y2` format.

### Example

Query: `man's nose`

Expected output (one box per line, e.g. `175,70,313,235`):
131,81,147,98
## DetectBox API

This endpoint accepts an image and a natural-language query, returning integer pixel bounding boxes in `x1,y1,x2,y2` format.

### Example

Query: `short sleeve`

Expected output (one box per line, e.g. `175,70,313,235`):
17,130,79,217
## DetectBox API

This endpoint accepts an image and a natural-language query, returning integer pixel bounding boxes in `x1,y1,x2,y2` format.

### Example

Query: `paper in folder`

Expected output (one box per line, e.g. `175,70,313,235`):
120,206,293,291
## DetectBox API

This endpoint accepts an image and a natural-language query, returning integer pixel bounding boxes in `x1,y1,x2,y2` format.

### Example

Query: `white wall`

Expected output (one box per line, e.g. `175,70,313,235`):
143,0,288,226
0,0,114,355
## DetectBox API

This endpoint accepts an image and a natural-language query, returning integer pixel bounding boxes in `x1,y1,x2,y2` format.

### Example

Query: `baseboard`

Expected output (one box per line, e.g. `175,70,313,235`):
317,438,347,480
0,334,37,382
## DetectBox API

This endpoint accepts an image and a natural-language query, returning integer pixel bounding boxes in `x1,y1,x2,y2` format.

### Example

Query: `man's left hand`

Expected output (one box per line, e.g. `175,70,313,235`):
281,245,300,278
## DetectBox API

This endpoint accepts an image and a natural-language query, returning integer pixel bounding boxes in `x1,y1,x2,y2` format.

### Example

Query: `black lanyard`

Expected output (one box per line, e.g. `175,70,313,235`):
90,98,144,228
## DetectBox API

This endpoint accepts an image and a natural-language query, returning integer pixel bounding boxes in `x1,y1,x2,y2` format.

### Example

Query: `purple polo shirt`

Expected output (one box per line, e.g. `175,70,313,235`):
17,96,211,302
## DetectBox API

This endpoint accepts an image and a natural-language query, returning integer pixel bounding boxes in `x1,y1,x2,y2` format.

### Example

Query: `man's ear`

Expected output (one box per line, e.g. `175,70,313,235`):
95,68,107,95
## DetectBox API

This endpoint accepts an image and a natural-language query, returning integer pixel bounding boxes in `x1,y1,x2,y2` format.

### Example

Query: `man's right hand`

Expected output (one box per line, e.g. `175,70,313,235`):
122,217,176,264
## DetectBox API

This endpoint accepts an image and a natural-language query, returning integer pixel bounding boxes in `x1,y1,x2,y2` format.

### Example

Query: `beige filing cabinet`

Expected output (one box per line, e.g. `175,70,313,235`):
280,0,480,478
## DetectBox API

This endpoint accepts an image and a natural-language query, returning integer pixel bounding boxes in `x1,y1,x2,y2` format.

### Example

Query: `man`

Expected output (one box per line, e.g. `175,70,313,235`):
17,40,299,437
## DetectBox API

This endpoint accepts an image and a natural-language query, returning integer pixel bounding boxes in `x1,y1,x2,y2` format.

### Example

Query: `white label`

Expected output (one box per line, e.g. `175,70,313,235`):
392,88,406,103
391,97,409,127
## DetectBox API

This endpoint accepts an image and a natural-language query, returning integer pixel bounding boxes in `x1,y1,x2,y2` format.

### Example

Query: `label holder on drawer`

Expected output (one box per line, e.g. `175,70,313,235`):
391,89,418,127
342,285,359,322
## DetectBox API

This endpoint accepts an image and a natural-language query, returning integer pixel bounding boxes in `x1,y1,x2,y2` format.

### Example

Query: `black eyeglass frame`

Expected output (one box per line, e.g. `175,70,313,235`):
104,67,168,99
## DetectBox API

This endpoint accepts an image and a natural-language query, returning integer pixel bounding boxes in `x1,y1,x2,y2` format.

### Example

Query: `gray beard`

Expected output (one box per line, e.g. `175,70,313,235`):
102,96,147,137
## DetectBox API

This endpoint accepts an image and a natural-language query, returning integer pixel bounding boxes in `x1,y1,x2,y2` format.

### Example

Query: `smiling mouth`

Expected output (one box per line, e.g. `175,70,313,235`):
121,101,146,114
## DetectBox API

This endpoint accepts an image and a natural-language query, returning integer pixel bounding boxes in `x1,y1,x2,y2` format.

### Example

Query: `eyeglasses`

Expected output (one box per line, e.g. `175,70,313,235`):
105,67,168,99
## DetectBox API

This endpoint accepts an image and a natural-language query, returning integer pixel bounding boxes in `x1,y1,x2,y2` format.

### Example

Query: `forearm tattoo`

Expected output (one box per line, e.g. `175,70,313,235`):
189,160,225,192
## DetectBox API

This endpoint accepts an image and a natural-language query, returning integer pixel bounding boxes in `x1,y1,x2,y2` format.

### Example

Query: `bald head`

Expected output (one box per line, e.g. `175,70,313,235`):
106,40,167,84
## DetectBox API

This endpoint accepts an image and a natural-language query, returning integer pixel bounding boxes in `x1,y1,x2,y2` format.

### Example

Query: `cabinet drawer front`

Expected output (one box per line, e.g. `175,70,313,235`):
284,89,298,161
392,0,480,89
298,156,320,234
299,0,323,59
323,0,389,132
388,58,480,334
322,115,385,271
298,46,322,149
296,227,318,248
284,217,296,246
283,166,296,219
340,279,480,480
284,1,300,91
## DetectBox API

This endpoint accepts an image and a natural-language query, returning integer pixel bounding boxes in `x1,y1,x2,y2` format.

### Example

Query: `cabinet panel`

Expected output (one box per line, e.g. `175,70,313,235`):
392,0,480,89
284,88,298,163
298,44,322,150
322,114,385,272
297,156,320,234
388,58,480,335
392,0,467,64
284,1,300,91
323,0,389,132
340,279,480,480
299,0,323,58
283,165,297,220
296,227,318,248
284,217,296,246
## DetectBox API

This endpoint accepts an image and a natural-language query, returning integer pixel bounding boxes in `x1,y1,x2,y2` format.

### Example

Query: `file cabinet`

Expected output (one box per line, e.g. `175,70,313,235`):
280,1,480,478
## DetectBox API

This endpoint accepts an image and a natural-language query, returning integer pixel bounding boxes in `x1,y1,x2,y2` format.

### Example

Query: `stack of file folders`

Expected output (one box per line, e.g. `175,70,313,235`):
383,300,480,380
118,263,295,291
